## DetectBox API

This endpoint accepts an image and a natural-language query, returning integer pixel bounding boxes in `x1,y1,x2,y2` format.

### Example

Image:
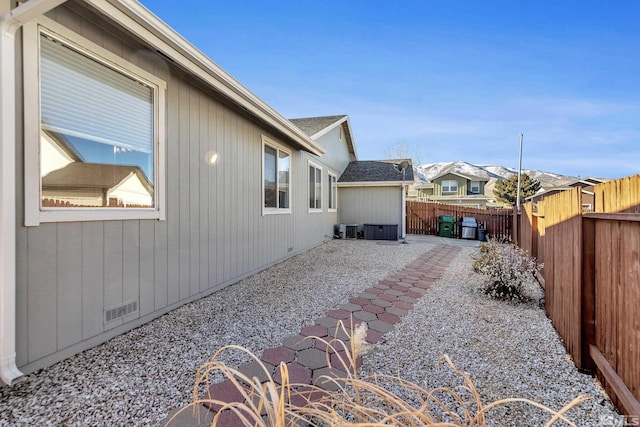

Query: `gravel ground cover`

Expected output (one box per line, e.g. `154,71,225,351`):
0,239,433,426
0,237,622,426
362,244,622,426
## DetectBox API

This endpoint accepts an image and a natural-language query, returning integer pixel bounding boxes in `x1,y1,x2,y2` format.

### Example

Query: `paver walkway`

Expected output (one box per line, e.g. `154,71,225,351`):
165,243,462,426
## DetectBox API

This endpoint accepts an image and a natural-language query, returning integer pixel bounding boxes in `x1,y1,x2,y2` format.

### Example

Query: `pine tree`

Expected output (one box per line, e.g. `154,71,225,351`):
494,173,541,206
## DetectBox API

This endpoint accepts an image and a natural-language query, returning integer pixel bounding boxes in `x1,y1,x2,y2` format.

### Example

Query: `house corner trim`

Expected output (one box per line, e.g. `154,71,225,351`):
0,0,68,386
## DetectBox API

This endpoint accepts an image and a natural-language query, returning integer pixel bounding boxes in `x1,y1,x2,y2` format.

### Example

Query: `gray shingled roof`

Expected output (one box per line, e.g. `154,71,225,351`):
431,171,489,182
42,163,153,192
338,160,414,183
289,115,346,137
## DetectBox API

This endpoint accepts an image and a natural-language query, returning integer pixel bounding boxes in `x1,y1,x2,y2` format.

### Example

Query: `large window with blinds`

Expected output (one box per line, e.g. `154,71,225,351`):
23,20,166,225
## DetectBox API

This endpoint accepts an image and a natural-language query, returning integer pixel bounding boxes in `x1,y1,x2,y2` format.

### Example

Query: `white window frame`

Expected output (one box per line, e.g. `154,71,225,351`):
22,18,166,226
262,136,291,215
308,161,323,213
442,179,458,194
470,181,480,194
328,172,338,212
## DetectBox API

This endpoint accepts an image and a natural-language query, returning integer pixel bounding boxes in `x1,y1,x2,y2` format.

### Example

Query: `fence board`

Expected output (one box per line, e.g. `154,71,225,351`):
515,174,640,417
405,201,512,240
541,187,583,366
595,174,640,213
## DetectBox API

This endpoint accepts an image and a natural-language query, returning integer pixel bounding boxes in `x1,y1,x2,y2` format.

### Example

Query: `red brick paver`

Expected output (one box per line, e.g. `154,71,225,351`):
200,243,462,420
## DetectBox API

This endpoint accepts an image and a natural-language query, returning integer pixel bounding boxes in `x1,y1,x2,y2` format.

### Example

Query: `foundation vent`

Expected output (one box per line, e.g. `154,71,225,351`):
105,300,138,323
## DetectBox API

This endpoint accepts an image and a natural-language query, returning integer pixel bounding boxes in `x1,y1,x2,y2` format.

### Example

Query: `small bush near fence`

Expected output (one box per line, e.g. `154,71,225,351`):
473,239,542,302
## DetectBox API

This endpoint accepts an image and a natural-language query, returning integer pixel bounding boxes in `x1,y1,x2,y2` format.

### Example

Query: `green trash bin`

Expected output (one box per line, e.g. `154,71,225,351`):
438,215,455,238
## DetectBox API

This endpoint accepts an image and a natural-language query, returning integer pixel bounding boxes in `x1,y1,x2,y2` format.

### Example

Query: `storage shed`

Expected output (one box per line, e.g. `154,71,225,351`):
337,160,414,240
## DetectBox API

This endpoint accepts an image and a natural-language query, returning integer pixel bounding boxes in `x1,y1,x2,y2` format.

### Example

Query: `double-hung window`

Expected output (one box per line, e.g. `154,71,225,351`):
328,172,337,211
470,181,480,194
262,136,291,214
23,19,166,225
442,179,458,194
308,162,322,212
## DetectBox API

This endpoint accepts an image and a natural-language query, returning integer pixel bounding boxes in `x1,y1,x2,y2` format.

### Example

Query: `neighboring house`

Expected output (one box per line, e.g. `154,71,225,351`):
428,172,492,208
41,130,154,207
0,0,356,384
337,159,414,239
410,182,434,202
526,177,609,212
42,163,154,208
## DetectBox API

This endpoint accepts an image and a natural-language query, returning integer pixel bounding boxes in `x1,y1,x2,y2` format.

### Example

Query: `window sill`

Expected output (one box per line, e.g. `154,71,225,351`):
262,209,292,216
26,208,163,226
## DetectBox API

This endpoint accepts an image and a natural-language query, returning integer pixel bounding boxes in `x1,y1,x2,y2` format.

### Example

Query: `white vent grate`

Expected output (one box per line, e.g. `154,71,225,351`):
105,300,138,323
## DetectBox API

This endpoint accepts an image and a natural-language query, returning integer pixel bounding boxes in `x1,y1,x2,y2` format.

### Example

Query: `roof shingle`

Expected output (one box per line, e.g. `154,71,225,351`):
338,160,414,183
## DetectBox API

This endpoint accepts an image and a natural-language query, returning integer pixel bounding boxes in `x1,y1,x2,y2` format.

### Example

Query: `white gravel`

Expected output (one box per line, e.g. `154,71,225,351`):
0,237,622,426
362,242,622,426
0,239,433,426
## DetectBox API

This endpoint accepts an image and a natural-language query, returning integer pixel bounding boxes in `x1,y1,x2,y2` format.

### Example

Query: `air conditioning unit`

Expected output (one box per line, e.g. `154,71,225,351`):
345,224,357,239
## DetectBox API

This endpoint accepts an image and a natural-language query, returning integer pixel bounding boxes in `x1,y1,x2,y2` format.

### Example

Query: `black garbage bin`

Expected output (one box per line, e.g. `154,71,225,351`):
478,228,487,241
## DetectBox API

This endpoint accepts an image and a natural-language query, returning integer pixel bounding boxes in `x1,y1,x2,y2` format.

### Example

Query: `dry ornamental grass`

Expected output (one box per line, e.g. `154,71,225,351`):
168,321,589,427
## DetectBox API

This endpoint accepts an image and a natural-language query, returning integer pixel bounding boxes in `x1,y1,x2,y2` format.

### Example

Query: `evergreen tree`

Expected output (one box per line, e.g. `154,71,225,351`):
494,173,541,206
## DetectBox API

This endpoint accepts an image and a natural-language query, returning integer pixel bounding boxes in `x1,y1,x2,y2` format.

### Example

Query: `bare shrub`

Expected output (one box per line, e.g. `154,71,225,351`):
472,238,542,302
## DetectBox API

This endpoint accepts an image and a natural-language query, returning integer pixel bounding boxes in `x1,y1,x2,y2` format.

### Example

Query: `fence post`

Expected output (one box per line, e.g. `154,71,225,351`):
580,216,596,372
512,211,519,244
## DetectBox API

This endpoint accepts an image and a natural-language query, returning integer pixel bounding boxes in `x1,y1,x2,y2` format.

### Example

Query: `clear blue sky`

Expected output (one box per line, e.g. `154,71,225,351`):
140,0,640,179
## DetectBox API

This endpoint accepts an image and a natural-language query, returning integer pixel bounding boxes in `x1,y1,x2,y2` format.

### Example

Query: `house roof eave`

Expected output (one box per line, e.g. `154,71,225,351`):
337,181,404,188
86,0,324,156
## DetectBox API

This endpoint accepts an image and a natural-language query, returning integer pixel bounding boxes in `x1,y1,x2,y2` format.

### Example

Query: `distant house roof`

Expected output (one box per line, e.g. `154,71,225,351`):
43,130,83,163
567,177,608,187
431,171,489,182
42,163,152,193
338,159,414,183
289,115,357,158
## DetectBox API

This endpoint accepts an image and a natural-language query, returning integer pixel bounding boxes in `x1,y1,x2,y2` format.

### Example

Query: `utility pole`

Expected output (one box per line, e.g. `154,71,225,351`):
516,133,523,213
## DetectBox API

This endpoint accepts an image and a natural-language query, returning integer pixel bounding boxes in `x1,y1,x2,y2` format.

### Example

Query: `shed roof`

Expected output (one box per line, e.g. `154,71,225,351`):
338,159,414,183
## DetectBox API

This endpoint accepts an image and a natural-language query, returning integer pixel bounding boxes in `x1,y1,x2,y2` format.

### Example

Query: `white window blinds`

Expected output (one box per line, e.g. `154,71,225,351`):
39,33,154,154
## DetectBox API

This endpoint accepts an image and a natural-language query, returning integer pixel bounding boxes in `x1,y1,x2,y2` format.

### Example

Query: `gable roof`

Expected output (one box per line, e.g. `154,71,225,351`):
42,163,153,193
338,160,414,183
431,171,489,182
289,115,357,158
289,115,346,137
567,177,608,187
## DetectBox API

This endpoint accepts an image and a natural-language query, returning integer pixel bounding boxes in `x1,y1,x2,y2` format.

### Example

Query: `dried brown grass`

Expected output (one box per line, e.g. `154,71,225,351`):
166,321,588,426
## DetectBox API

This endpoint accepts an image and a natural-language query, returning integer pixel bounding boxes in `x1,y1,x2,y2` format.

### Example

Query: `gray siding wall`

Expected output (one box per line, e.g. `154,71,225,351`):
337,187,402,226
313,127,354,174
14,5,338,372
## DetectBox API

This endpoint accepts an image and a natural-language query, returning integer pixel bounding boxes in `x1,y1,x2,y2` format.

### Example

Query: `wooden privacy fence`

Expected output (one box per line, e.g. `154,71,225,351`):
514,175,640,417
406,201,513,240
